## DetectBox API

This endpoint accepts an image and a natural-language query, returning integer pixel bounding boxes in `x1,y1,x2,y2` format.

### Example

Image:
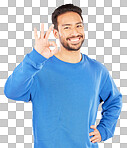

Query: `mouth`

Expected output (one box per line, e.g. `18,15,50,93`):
68,37,81,44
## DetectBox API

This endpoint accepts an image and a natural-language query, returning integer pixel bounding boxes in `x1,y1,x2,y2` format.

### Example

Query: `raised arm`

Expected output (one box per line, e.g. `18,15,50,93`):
4,23,58,102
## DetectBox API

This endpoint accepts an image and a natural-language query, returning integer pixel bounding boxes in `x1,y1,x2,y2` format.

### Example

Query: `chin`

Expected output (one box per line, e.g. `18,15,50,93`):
69,43,82,50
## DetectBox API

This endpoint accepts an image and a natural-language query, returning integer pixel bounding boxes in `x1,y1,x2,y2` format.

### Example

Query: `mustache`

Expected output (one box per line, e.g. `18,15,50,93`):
67,35,83,40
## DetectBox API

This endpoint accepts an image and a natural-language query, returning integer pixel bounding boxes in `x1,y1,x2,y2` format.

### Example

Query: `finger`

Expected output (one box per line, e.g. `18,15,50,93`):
89,130,98,137
34,27,38,40
49,41,58,55
49,41,57,47
92,138,99,143
45,24,54,39
40,23,44,38
90,125,96,130
89,132,95,136
90,135,98,142
50,47,58,56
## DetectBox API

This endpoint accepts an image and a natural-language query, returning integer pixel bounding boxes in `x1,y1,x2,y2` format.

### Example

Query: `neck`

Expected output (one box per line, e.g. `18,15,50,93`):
54,46,82,63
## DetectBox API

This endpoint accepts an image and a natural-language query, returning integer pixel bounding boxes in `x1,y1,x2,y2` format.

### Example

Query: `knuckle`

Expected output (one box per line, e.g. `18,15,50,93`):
91,137,94,140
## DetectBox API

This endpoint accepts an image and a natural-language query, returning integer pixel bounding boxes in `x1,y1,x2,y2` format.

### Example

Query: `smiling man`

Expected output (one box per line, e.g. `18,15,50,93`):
4,4,122,148
54,12,84,51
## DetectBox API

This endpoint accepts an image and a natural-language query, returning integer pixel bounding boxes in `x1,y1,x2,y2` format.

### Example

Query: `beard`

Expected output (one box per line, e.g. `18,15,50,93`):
59,34,85,51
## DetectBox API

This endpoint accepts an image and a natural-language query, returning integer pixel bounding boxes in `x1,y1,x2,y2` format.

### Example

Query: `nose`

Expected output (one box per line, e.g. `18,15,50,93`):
71,27,79,36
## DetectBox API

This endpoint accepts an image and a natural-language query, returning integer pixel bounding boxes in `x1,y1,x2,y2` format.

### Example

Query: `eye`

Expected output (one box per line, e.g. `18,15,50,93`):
77,25,83,28
64,27,70,29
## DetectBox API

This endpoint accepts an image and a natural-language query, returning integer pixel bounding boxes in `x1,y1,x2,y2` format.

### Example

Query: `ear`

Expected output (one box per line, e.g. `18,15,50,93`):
53,29,59,39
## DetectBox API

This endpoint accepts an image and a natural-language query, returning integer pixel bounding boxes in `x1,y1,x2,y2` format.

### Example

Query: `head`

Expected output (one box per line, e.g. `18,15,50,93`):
52,4,85,52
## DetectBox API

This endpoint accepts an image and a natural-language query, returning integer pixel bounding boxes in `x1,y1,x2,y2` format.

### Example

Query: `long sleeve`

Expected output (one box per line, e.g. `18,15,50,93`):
4,48,48,103
96,72,123,142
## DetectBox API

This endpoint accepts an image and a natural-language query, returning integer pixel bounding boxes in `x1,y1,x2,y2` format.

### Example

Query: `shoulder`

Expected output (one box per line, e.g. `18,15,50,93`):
83,53,109,76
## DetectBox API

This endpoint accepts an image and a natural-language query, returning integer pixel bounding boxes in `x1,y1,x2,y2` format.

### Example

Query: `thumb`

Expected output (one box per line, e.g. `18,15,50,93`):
49,41,57,48
90,125,96,130
49,41,58,55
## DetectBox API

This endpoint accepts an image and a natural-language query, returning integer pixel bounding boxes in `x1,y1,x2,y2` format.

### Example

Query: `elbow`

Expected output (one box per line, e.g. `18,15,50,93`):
4,80,8,98
119,93,123,111
4,82,11,99
4,79,14,99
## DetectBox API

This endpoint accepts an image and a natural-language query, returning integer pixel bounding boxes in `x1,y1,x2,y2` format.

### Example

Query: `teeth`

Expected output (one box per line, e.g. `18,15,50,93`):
70,38,79,41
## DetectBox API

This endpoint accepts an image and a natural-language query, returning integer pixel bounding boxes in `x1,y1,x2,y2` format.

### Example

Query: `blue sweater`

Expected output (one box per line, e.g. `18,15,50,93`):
4,48,122,148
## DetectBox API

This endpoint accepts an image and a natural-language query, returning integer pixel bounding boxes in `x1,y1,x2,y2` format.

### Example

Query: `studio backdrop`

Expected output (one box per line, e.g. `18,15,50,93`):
0,0,127,148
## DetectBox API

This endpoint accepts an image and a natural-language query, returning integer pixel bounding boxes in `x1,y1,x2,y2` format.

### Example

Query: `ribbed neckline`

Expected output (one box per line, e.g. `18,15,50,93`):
52,53,85,66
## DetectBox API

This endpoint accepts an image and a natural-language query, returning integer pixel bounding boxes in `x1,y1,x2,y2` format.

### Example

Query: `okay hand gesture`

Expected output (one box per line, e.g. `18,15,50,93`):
34,23,58,59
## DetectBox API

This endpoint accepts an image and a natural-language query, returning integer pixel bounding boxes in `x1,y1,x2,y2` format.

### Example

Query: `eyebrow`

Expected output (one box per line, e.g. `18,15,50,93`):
62,22,83,27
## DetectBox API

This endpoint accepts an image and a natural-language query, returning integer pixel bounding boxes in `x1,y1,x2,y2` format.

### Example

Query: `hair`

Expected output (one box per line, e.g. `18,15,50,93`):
52,4,83,31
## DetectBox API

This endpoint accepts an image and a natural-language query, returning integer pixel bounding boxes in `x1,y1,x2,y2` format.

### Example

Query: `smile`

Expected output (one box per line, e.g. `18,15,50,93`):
68,37,81,44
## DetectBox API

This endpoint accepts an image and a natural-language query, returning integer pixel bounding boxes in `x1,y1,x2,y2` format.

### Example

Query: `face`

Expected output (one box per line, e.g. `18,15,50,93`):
54,11,85,51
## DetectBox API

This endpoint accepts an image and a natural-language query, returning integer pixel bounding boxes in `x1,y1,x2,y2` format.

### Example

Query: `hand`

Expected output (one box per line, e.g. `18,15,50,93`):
89,125,102,143
34,23,58,59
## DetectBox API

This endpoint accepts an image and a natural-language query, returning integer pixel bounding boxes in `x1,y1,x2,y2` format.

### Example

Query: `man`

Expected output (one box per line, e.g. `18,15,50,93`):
4,4,122,148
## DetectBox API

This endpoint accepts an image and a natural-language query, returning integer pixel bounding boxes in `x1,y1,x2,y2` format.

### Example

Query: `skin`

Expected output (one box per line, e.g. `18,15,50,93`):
34,24,58,59
34,11,102,143
53,11,102,143
53,12,101,143
53,11,85,63
89,125,102,143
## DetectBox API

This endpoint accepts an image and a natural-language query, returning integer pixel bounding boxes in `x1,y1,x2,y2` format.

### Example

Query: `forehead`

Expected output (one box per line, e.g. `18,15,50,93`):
57,11,82,26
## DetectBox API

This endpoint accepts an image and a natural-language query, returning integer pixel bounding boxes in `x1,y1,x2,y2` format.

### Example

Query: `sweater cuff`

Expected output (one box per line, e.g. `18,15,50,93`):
28,47,48,64
96,125,107,142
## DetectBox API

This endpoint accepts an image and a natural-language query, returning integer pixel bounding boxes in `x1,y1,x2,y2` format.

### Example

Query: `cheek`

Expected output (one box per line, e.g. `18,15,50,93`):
59,30,70,39
60,34,68,40
81,31,85,38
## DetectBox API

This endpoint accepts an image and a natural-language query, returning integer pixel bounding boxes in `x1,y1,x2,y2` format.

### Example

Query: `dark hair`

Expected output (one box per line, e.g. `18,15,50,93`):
52,4,83,31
